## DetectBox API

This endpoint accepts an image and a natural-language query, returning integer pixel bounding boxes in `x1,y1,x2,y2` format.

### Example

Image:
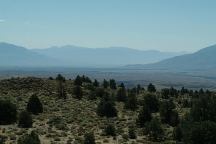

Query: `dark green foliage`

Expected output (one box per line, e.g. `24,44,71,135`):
88,91,97,100
73,85,83,100
18,111,33,128
81,75,92,83
147,83,156,92
161,88,170,99
173,126,183,142
179,90,216,144
136,105,152,127
93,79,99,87
169,110,180,127
95,88,106,97
84,132,96,144
0,100,17,125
55,74,65,82
0,135,7,144
119,82,125,89
57,80,66,99
104,124,116,136
190,95,216,122
109,79,117,89
181,87,189,95
145,118,164,141
125,92,138,111
169,87,178,97
17,131,40,144
116,87,127,102
48,77,53,80
159,99,179,126
103,79,109,88
136,84,142,94
182,121,216,144
97,95,117,117
74,75,82,86
143,93,159,113
27,94,43,115
128,126,136,139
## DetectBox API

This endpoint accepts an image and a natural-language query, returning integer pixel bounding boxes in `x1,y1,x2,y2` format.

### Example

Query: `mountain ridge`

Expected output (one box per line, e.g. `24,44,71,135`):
127,44,216,71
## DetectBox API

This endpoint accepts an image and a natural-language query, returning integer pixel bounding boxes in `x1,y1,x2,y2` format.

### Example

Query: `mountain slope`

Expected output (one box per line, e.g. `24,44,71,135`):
33,45,184,67
0,42,58,67
131,44,216,70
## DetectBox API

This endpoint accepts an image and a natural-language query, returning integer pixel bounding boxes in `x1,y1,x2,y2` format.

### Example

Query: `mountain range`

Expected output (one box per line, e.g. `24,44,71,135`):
0,42,216,71
0,42,184,67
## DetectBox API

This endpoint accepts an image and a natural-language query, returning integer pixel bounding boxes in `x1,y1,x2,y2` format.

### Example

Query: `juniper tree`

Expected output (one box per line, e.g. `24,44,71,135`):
143,93,159,113
147,83,156,92
136,104,152,127
27,94,43,115
97,94,117,117
55,74,65,82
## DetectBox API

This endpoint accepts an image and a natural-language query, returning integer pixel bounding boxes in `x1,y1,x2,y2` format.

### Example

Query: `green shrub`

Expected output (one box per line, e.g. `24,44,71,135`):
128,126,136,139
104,124,116,136
17,131,40,144
18,111,33,128
84,132,96,144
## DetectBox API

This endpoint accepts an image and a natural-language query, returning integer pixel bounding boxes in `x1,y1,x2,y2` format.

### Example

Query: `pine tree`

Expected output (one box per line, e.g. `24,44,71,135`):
57,80,66,99
116,87,127,102
109,79,117,89
74,75,82,86
93,79,99,87
103,79,109,89
125,92,138,111
27,94,43,115
145,118,164,141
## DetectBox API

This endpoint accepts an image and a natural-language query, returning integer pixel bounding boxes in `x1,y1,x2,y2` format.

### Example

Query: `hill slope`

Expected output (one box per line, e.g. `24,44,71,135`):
128,44,216,71
0,43,58,67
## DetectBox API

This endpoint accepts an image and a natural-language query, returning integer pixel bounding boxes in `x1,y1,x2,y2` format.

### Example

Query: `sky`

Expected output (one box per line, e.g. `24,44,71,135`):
0,0,216,52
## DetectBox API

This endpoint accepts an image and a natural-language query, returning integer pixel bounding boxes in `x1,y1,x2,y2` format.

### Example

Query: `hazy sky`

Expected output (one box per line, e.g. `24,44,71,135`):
0,0,216,52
